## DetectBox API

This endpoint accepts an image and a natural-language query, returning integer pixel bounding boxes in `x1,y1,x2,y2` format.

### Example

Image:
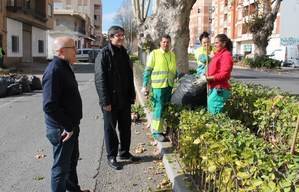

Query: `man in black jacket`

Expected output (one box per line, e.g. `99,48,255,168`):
42,36,89,192
95,26,138,170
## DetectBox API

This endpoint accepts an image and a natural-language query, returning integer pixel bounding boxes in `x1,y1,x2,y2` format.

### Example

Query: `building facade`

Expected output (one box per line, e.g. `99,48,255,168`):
48,0,102,59
210,0,285,56
0,0,54,67
189,0,212,51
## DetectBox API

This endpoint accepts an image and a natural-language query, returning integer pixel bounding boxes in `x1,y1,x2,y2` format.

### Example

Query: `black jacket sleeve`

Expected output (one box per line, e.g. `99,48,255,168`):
42,68,73,132
128,59,136,104
94,50,111,106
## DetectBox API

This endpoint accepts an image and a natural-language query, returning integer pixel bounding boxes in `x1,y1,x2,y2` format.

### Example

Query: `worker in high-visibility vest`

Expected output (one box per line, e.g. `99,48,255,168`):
0,46,5,68
141,35,177,142
194,32,213,76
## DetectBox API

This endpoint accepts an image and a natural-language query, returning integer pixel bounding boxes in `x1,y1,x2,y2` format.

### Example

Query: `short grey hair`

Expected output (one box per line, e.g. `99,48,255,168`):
108,26,125,38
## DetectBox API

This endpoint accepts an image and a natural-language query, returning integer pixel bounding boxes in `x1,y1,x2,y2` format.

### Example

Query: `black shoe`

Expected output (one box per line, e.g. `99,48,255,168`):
119,153,141,162
107,158,122,170
67,189,90,192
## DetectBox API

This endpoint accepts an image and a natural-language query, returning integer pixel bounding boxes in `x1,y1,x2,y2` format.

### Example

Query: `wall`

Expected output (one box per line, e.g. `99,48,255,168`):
6,18,23,57
32,27,47,57
280,0,299,46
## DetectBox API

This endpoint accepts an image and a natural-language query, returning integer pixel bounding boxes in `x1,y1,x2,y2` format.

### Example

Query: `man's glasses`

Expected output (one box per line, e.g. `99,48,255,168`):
113,33,125,38
63,46,76,49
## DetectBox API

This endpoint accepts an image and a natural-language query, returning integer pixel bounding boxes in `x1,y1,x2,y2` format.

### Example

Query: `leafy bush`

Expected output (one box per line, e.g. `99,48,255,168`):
253,95,299,148
225,82,284,129
163,81,299,190
242,56,281,69
131,103,146,122
178,109,299,191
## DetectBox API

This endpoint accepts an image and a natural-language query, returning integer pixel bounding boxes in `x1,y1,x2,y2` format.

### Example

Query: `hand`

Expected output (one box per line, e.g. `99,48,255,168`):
141,87,149,96
103,105,112,112
206,76,214,82
192,75,207,86
61,130,73,142
199,75,207,83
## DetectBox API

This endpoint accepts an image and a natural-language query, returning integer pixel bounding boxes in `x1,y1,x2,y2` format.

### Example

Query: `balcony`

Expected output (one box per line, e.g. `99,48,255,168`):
6,0,22,12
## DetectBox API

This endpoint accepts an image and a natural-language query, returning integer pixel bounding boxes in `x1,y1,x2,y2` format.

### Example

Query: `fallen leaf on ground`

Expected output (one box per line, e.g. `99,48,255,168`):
35,154,46,159
33,176,45,181
134,130,140,135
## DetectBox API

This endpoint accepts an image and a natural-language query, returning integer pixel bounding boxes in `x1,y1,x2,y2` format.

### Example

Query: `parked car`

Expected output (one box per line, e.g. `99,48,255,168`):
88,49,101,63
76,48,93,62
268,45,299,68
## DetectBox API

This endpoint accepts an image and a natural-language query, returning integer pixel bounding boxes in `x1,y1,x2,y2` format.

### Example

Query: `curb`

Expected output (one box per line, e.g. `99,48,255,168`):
134,75,193,192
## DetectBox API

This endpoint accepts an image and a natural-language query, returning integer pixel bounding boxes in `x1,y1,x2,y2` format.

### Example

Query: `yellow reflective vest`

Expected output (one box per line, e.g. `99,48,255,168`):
146,49,176,88
0,48,4,58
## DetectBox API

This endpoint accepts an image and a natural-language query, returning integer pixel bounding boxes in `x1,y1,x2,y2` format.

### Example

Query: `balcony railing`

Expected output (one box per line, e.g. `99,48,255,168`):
6,0,22,11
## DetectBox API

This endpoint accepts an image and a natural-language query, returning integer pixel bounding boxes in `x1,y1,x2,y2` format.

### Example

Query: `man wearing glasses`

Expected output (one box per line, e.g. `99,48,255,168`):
42,36,89,192
95,26,139,170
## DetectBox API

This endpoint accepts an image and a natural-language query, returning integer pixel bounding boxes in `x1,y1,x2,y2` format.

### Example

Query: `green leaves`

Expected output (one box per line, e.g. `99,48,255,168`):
167,81,299,190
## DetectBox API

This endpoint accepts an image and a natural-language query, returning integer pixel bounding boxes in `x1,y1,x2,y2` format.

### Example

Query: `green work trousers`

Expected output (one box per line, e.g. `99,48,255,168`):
151,87,172,133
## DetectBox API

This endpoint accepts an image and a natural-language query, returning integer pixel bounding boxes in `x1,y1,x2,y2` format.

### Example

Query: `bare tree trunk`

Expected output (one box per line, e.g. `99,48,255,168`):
134,0,196,73
251,0,282,57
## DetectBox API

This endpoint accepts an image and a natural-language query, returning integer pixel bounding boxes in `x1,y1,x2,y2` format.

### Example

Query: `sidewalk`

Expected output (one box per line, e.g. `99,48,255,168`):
93,118,172,192
133,70,193,192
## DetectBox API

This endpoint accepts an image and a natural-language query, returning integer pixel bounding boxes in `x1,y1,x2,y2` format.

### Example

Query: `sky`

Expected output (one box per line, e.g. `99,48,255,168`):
102,0,122,33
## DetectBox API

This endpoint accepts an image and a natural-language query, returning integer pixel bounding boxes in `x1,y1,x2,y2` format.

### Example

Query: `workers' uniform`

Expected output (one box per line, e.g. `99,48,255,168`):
194,46,213,76
143,48,176,133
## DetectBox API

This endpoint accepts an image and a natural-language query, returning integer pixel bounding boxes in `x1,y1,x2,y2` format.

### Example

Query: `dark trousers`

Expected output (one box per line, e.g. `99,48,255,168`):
102,106,131,159
0,57,3,68
46,125,81,192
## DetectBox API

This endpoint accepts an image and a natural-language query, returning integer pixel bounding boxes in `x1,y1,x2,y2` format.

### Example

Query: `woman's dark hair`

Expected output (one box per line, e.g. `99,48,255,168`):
161,34,171,41
108,26,125,38
199,31,210,42
215,34,233,52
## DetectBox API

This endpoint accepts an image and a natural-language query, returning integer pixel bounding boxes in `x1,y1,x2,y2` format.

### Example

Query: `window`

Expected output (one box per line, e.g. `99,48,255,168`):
48,4,52,17
54,2,63,9
11,36,19,53
38,40,44,53
24,0,31,9
7,0,16,6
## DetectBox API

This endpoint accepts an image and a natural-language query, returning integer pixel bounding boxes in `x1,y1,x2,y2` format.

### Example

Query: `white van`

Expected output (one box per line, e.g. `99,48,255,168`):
76,48,92,62
268,45,299,67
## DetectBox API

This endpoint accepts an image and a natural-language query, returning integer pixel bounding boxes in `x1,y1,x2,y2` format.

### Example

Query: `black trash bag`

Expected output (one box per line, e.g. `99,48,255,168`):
7,83,23,96
0,77,8,97
15,75,31,93
171,74,207,108
3,76,15,86
29,75,42,90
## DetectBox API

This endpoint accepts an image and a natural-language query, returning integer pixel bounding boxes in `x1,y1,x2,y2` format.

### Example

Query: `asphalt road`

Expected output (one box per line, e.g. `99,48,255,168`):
0,63,169,192
189,60,299,95
232,68,299,95
0,69,102,192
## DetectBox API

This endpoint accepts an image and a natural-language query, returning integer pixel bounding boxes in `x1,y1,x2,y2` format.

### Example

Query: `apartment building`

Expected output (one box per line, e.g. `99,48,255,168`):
210,0,299,57
0,0,54,67
48,0,102,59
189,0,212,51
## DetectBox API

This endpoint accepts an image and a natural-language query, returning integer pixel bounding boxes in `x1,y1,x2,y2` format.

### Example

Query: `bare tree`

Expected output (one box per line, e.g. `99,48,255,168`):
132,0,196,73
245,0,283,56
114,0,138,51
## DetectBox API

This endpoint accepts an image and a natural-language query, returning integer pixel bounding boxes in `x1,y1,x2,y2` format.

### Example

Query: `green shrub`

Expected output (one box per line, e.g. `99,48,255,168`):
131,103,146,121
242,56,281,69
225,82,284,129
178,109,299,191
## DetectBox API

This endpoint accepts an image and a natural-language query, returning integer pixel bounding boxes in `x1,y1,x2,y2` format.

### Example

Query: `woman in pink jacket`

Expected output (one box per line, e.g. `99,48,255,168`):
206,34,233,114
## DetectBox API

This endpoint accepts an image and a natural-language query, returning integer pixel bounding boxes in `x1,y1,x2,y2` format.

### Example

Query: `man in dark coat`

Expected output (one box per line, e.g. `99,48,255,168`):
95,26,138,170
42,36,89,192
